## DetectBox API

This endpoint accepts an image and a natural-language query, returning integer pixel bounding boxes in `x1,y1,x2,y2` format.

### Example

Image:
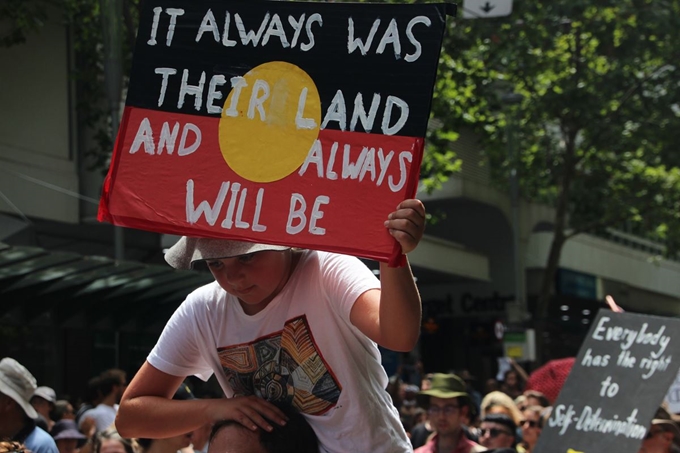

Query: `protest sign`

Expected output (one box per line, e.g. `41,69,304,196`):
534,310,680,453
97,0,451,264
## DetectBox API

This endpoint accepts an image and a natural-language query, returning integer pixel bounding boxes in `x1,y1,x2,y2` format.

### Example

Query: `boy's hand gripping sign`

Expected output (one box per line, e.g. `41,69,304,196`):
97,0,451,264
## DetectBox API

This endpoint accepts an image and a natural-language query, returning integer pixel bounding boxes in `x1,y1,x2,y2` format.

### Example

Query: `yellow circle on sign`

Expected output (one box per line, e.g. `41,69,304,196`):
218,62,321,183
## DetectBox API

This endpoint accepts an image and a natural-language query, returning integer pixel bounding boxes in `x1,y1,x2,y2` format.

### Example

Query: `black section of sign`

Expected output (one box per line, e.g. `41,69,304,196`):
126,0,449,137
535,310,680,453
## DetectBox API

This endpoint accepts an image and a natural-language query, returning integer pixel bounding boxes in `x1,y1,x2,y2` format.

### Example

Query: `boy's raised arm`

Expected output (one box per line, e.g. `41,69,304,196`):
350,199,425,352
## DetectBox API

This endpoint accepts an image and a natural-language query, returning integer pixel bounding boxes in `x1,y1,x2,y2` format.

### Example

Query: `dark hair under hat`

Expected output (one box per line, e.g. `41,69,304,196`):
483,413,517,433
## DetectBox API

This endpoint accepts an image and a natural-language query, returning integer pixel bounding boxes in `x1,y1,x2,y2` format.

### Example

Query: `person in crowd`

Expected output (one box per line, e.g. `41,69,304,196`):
387,374,405,413
51,420,87,453
400,384,421,429
0,441,28,453
521,391,549,410
92,427,138,453
53,400,76,423
458,370,482,418
484,378,500,395
517,405,544,453
410,409,434,450
478,414,517,451
421,373,434,392
75,377,102,426
137,382,198,453
31,387,57,432
137,430,192,453
414,373,486,453
115,199,426,453
184,422,211,453
500,359,528,401
499,370,522,401
481,391,523,426
207,403,319,453
514,395,527,413
78,370,126,434
638,406,680,453
0,357,58,453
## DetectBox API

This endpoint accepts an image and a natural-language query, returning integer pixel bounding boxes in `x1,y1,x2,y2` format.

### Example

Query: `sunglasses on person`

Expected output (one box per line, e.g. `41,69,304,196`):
479,428,513,438
521,419,540,428
427,405,460,416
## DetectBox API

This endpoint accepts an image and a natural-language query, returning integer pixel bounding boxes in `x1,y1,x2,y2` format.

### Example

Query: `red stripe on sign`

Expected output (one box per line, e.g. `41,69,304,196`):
98,107,423,263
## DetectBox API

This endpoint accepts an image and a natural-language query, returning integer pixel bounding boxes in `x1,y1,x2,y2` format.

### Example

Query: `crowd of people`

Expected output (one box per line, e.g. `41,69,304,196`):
0,358,317,453
386,367,550,453
1,353,679,452
387,365,680,453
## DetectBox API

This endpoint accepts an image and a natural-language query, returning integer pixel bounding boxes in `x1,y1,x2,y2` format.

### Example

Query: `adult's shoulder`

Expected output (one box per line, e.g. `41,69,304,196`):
24,426,58,453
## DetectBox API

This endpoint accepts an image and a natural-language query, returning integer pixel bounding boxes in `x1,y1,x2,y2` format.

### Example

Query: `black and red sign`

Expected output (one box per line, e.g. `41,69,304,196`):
98,0,450,263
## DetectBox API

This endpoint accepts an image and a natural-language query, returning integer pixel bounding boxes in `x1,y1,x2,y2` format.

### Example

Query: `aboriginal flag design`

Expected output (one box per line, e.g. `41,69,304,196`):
98,0,450,263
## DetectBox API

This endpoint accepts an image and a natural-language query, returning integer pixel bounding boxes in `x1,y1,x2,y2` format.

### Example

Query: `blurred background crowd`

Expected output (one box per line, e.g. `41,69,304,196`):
3,354,679,453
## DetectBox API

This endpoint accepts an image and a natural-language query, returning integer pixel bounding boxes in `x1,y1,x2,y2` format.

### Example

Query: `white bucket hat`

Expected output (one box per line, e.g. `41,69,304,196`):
33,386,57,403
0,357,39,419
165,237,290,270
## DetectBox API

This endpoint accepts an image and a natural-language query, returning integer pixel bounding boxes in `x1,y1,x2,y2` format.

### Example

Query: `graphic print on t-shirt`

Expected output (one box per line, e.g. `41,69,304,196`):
217,315,342,416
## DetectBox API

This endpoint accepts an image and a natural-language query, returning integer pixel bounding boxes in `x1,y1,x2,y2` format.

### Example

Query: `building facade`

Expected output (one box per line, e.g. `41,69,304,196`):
1,11,679,397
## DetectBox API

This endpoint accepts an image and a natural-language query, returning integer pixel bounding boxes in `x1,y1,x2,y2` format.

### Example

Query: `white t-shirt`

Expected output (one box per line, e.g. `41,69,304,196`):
148,250,411,453
77,404,117,432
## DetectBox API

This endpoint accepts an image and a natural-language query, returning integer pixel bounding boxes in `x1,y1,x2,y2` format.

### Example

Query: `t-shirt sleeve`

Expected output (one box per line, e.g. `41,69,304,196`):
147,289,214,380
318,252,380,321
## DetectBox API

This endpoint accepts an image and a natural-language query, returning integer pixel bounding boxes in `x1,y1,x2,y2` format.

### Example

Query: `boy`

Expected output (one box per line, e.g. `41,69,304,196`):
116,199,425,452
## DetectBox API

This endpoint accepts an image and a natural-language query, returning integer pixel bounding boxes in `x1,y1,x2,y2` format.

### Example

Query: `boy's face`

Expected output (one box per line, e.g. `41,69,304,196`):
207,250,292,315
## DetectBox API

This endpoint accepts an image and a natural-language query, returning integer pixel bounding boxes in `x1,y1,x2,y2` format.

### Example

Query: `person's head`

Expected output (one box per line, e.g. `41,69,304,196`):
93,427,138,453
165,237,293,316
53,400,76,421
503,370,519,389
0,358,39,436
51,419,87,453
31,386,56,419
639,406,680,453
520,405,544,447
457,369,476,388
98,369,126,403
481,391,523,425
84,375,104,406
479,413,516,449
417,374,471,437
485,378,500,394
515,394,528,412
208,404,318,453
523,390,549,408
412,407,427,427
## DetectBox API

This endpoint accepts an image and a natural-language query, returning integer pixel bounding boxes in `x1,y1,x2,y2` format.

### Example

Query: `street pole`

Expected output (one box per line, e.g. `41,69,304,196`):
100,0,124,261
501,93,526,325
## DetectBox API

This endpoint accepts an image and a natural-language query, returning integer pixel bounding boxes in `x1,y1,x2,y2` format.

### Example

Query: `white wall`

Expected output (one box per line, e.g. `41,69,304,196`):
0,13,79,223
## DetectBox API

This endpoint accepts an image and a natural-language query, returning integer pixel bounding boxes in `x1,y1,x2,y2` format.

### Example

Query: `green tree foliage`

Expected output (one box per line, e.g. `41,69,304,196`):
0,0,54,46
442,0,680,357
6,1,680,347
